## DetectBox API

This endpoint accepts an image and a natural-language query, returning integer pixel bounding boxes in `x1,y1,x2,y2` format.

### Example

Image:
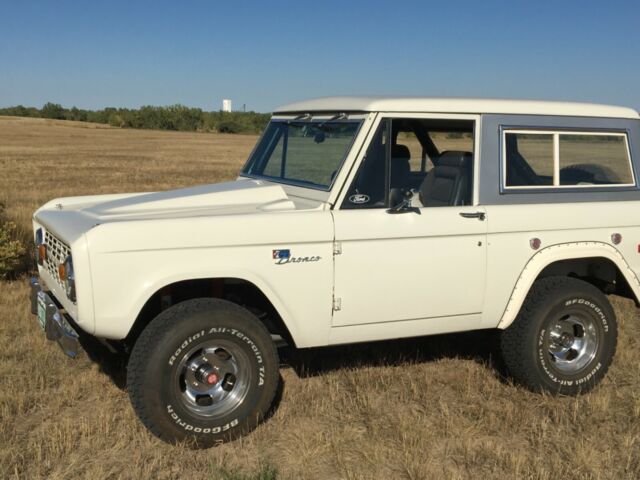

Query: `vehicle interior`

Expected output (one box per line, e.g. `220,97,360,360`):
343,118,475,209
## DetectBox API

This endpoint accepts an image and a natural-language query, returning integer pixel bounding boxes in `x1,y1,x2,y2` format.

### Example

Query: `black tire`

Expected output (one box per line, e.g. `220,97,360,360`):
500,276,617,395
127,298,279,447
559,163,619,185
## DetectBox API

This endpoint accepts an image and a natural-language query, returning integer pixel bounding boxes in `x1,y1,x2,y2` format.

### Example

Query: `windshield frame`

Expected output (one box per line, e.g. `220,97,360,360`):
240,114,366,192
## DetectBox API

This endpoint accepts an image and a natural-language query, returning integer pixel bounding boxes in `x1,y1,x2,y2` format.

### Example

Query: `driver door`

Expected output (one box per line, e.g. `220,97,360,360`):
331,116,487,336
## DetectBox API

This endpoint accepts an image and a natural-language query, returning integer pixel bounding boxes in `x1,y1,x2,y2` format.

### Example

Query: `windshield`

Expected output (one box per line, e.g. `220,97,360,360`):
242,119,362,190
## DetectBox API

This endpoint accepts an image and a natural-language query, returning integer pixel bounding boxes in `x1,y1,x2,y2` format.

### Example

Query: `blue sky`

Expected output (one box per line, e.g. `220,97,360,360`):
1,0,639,112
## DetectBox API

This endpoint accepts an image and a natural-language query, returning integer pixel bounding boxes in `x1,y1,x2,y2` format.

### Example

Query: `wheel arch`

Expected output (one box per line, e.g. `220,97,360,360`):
124,275,299,350
497,242,640,329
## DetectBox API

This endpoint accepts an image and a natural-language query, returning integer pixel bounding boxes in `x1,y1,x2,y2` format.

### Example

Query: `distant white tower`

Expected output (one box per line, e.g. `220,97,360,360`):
222,99,232,112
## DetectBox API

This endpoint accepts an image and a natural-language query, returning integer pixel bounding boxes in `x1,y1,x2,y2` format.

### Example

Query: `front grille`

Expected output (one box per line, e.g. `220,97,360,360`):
43,231,71,290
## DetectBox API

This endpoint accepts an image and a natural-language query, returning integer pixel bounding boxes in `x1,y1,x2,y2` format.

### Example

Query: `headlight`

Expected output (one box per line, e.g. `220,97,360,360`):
58,255,76,302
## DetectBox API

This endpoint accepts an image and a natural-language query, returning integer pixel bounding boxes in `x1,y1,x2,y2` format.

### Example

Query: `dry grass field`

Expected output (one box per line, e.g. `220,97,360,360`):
1,116,640,479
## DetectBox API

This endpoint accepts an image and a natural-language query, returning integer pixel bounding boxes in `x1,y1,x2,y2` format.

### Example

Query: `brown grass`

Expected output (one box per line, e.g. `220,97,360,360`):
1,117,640,479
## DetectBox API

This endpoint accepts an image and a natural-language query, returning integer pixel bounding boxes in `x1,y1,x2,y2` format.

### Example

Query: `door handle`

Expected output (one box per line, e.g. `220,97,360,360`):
459,211,486,221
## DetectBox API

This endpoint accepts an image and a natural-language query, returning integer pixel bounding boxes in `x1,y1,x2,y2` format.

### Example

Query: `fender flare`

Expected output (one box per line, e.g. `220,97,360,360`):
126,269,305,345
497,241,640,329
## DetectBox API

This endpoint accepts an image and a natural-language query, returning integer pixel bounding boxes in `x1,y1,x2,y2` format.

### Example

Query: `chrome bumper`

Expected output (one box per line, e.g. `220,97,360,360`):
30,277,80,358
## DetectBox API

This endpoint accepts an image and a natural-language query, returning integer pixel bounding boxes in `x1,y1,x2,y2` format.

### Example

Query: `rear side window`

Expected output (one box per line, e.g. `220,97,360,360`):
503,130,634,189
559,135,633,185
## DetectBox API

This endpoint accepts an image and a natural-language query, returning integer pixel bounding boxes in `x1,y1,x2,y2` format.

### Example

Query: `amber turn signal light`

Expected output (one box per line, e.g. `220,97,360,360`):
58,263,67,281
37,244,47,265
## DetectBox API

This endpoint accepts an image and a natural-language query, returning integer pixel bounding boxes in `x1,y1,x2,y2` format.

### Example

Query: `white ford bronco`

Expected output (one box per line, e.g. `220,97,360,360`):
30,97,640,446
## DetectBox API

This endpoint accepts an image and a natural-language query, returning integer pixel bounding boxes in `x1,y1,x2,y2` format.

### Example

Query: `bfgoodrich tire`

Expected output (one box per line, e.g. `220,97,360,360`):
127,298,279,447
500,276,617,395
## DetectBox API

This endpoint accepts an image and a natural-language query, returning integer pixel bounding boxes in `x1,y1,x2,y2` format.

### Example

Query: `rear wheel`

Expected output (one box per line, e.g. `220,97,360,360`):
127,298,279,447
501,276,617,395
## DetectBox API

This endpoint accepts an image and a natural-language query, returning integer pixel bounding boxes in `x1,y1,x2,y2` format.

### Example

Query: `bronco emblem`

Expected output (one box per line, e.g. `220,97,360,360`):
272,249,320,265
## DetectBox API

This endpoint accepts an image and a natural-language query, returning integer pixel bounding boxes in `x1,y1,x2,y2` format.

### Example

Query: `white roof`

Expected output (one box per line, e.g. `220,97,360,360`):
274,96,639,119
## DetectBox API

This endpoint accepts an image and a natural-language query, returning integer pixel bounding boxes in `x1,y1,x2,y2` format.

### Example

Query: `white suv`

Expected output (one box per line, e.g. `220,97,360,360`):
30,97,640,447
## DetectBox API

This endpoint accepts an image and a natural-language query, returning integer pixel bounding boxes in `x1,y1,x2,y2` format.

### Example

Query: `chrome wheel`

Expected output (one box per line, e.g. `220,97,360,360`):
175,340,252,418
546,314,599,374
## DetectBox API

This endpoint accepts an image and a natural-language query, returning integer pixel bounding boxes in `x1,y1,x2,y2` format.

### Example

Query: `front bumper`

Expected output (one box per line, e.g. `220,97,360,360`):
29,277,80,358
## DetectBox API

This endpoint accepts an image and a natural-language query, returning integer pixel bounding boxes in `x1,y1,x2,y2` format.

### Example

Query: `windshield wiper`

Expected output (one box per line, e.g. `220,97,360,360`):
289,112,348,126
318,113,347,128
293,113,312,121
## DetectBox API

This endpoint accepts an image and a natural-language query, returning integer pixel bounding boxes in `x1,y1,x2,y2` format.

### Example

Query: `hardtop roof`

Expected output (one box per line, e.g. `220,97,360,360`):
274,96,639,119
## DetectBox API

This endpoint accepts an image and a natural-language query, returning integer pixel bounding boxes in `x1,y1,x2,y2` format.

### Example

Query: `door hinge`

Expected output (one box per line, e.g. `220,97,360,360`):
332,297,342,312
333,242,342,255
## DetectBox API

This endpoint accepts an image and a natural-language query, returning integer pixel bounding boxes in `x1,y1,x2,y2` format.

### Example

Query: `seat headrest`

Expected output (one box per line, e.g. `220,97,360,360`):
392,144,411,161
437,151,472,168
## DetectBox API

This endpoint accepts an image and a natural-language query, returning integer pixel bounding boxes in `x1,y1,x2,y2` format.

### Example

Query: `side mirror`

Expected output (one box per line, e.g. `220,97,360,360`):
386,189,421,215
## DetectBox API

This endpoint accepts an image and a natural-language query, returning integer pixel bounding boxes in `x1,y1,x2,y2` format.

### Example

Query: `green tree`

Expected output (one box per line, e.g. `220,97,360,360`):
0,103,270,134
40,102,65,119
66,106,88,122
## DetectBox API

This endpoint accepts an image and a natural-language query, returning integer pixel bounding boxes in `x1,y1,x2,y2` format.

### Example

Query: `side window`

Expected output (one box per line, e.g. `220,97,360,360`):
505,133,554,186
342,119,475,209
342,120,389,209
503,130,634,189
397,130,431,173
559,135,633,185
430,131,474,156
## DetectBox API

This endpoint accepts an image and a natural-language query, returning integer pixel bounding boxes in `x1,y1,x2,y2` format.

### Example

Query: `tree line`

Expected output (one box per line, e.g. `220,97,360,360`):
0,103,270,134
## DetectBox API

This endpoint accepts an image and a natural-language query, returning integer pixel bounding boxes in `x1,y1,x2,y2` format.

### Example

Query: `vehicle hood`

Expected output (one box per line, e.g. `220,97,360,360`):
33,179,302,242
84,179,296,218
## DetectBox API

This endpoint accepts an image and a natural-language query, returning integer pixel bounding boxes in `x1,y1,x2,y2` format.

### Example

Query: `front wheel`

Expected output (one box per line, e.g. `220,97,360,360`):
500,276,617,395
127,298,279,447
